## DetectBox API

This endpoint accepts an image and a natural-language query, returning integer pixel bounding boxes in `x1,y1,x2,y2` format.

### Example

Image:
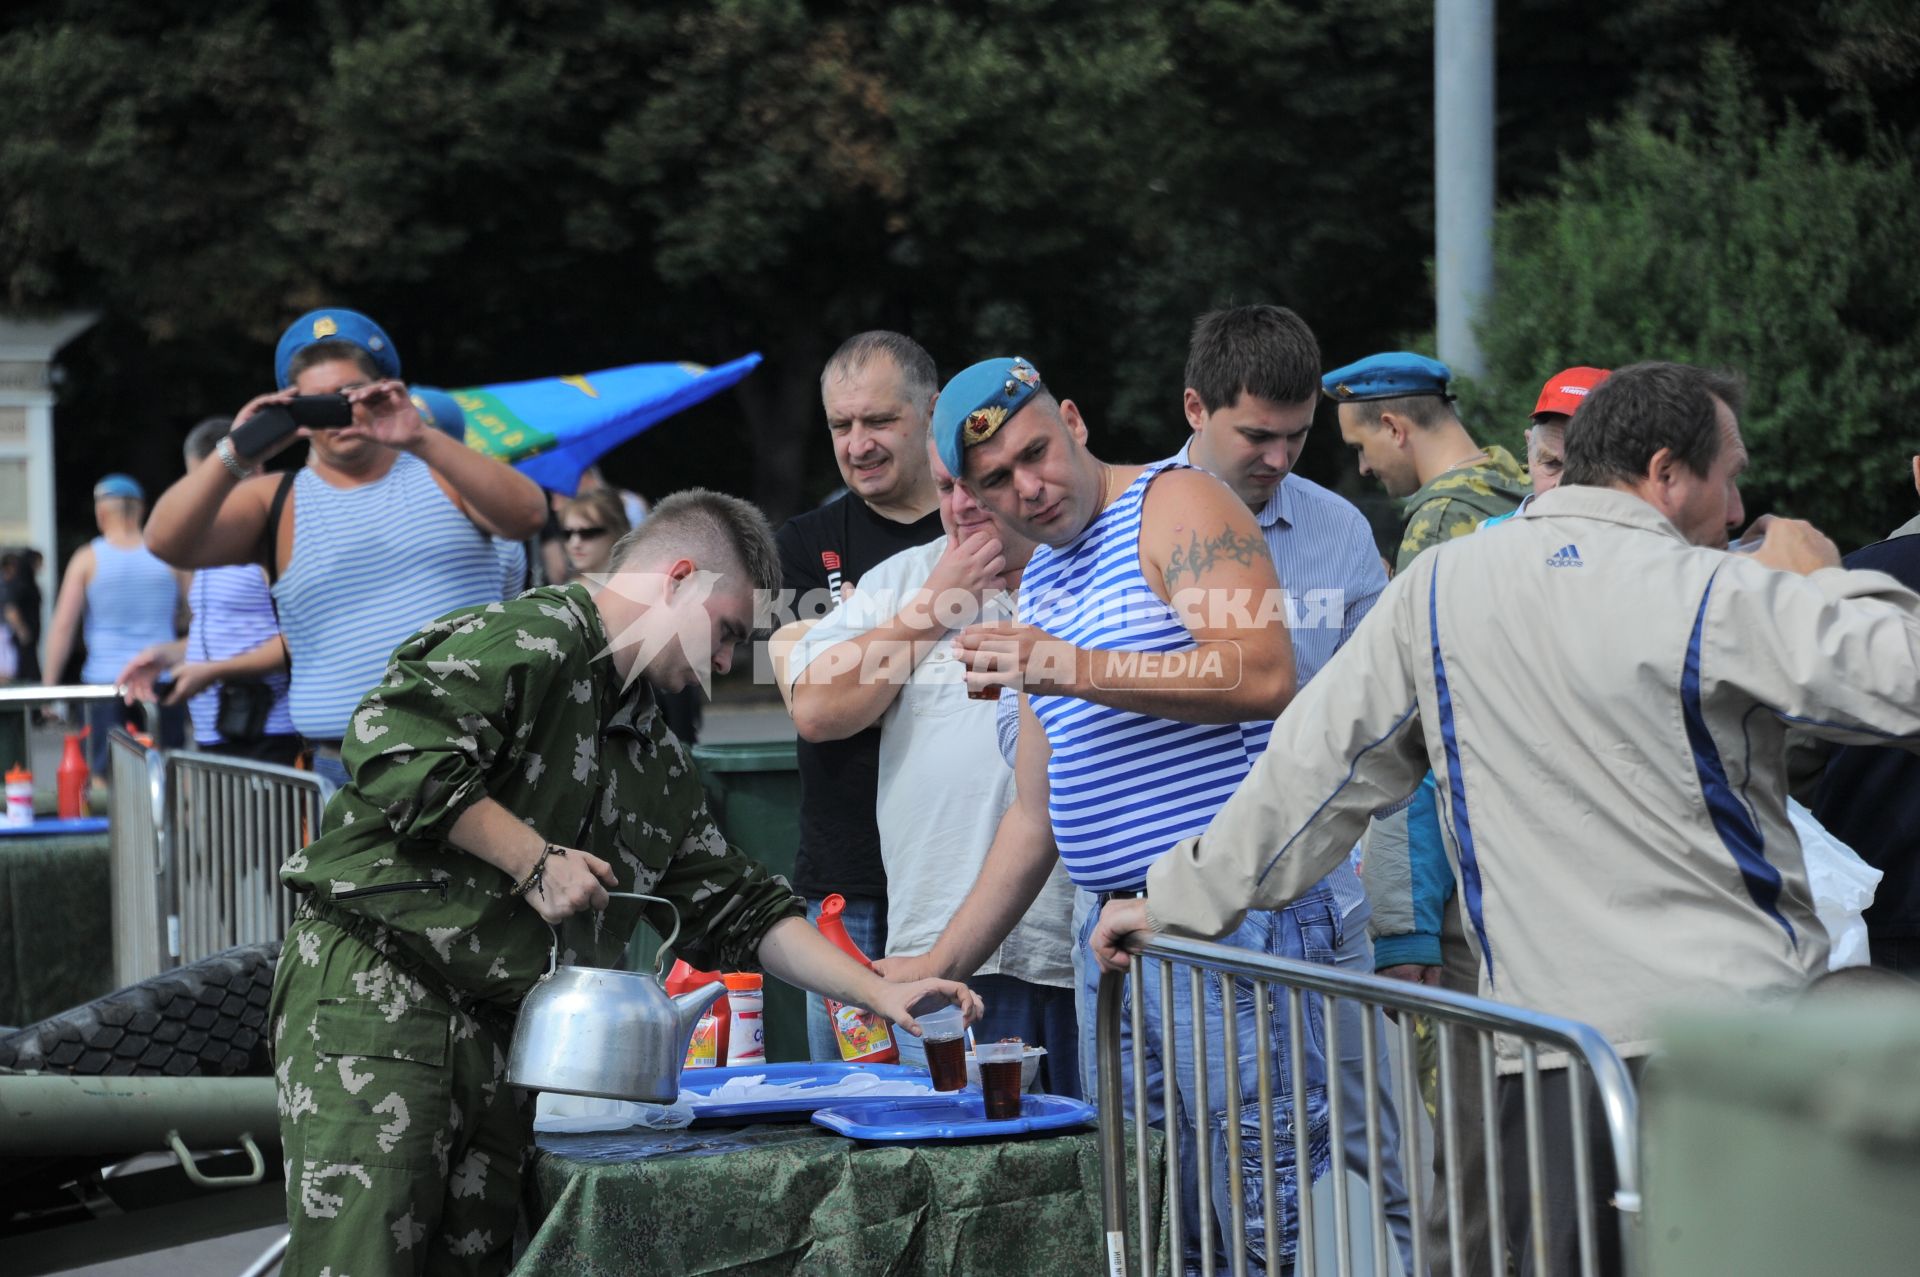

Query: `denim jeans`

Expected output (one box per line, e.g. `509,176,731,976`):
894,972,1082,1099
310,751,350,795
1078,863,1414,1275
804,893,887,1062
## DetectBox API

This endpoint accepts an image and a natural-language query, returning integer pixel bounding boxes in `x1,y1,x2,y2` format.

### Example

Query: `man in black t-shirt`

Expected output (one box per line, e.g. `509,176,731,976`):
775,331,942,1060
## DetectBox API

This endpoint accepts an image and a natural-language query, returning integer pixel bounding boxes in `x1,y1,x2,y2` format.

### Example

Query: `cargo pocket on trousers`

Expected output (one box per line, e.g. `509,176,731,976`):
298,997,453,1171
1217,1086,1333,1267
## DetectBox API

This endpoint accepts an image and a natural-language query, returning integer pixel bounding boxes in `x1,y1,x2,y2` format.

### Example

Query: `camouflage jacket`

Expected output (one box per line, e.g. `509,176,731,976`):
281,583,803,1007
1394,444,1530,572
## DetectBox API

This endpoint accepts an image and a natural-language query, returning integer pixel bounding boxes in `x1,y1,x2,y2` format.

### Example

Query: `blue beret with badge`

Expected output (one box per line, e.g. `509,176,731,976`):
408,386,467,441
1321,351,1453,403
931,355,1044,478
274,308,402,389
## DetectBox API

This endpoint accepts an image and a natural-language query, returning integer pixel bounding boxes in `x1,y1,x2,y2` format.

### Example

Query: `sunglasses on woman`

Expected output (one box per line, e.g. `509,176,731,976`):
563,526,609,541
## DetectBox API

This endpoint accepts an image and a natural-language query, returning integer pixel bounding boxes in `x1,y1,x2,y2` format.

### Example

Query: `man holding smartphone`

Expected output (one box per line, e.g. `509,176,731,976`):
145,309,548,786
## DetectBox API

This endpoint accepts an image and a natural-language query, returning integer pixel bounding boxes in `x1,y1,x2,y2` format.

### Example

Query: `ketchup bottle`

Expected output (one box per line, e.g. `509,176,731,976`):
816,894,898,1064
667,959,729,1068
56,731,90,819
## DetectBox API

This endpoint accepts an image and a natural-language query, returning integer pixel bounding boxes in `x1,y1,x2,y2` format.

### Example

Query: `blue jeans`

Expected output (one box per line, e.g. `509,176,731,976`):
310,751,349,795
895,972,1082,1099
804,894,887,1062
1079,865,1413,1274
85,699,186,775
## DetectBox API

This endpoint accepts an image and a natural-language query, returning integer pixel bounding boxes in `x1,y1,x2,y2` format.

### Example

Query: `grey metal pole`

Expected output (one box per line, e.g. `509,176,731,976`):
1434,0,1496,377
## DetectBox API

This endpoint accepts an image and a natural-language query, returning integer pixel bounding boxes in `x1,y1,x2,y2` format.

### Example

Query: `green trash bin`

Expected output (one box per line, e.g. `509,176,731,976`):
687,739,807,1064
1644,1003,1920,1276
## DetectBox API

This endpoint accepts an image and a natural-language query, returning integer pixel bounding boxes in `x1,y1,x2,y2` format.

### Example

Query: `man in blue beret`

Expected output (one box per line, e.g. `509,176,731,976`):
1327,350,1528,572
145,308,548,788
880,355,1330,1270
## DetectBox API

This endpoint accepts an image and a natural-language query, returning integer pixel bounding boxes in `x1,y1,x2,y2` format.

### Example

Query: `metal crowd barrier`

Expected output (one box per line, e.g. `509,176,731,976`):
1095,933,1641,1277
108,725,172,987
167,748,320,964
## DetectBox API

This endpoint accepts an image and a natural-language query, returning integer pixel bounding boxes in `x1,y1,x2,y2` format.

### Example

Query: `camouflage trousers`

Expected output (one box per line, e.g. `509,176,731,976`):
271,914,531,1277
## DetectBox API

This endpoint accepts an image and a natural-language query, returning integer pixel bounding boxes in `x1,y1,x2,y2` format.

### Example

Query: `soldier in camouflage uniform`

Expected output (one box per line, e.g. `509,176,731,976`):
271,489,981,1277
1325,352,1526,1275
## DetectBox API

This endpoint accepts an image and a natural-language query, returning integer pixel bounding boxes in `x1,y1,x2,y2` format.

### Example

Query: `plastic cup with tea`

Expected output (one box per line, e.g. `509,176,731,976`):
916,1003,968,1092
975,1040,1025,1119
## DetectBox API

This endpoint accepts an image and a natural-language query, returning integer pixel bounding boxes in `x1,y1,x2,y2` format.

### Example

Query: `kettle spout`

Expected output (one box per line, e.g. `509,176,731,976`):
672,980,728,1037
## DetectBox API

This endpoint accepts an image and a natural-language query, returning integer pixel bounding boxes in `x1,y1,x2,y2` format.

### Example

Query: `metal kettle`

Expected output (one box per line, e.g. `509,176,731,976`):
506,892,726,1103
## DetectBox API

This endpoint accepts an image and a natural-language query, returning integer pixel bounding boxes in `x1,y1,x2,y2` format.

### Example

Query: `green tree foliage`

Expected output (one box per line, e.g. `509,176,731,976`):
1469,48,1920,545
1,1,1914,548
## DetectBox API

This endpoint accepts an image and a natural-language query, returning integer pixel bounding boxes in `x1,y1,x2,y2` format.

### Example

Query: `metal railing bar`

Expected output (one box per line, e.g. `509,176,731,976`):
1396,1014,1426,1277
1326,993,1351,1277
1289,986,1316,1277
1361,1007,1388,1277
1524,1043,1549,1276
1438,1020,1465,1277
1189,966,1214,1277
1160,960,1183,1270
1570,1063,1598,1277
1219,972,1248,1277
1096,963,1130,1277
1254,982,1279,1272
1482,1029,1508,1277
1130,959,1153,1272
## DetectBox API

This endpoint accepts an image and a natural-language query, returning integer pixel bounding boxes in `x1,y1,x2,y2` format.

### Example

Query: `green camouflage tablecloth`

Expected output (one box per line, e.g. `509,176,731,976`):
0,830,112,1027
518,1120,1168,1275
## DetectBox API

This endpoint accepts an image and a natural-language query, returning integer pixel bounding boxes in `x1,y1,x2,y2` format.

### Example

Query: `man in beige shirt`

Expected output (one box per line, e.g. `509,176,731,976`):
1094,361,1920,1275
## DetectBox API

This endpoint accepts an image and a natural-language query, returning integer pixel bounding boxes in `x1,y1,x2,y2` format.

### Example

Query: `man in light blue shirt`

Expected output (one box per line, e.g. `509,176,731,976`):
1170,303,1410,1264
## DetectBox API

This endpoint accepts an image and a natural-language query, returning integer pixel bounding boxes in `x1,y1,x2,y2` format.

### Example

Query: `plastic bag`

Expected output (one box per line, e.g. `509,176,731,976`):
533,1089,696,1134
1789,798,1881,971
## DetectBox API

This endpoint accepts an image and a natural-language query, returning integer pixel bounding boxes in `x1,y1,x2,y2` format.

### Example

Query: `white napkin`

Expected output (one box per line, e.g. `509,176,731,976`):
697,1070,937,1104
534,1090,696,1133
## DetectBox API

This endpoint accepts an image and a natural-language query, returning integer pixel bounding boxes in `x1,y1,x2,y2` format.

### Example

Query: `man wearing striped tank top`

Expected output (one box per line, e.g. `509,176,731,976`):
146,309,546,788
877,355,1349,1273
43,473,190,775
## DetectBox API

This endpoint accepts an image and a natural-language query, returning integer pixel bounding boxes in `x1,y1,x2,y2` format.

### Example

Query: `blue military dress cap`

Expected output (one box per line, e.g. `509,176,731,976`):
931,356,1044,478
93,473,144,501
274,308,403,389
409,386,467,441
1321,351,1453,403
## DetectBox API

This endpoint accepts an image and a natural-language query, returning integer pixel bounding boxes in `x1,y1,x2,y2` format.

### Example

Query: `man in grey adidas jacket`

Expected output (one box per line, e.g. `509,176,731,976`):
1092,361,1920,1274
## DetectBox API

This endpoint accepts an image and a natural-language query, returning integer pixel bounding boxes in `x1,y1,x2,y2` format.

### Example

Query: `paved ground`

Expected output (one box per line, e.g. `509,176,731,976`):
50,1224,286,1277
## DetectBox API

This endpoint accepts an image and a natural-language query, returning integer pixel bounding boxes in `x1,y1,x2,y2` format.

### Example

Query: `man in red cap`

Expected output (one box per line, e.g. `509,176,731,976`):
1521,366,1611,501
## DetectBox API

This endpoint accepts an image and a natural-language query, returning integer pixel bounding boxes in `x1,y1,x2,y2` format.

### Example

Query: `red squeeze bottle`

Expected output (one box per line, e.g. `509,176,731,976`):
815,894,898,1064
667,959,729,1068
57,730,90,819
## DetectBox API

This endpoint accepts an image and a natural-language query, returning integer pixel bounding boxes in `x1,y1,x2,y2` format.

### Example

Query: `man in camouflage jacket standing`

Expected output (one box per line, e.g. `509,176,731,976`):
1329,352,1527,1274
270,489,980,1277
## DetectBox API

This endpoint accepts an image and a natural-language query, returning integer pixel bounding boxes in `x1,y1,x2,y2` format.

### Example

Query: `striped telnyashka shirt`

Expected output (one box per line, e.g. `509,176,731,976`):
273,453,503,741
82,539,177,685
185,565,293,745
1019,460,1261,894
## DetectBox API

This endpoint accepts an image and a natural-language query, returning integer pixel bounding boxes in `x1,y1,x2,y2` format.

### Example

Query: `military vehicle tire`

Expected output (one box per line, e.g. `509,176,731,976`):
0,943,279,1078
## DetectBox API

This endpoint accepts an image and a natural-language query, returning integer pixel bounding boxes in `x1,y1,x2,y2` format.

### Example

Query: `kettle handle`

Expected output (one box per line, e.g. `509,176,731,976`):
538,891,683,982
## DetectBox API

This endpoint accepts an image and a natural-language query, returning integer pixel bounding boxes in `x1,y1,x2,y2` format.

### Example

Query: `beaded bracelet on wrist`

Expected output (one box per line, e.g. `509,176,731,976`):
510,843,568,898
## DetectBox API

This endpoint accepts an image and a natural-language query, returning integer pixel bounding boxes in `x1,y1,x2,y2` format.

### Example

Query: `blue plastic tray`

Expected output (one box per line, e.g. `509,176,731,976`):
681,1061,945,1123
809,1094,1095,1142
0,817,109,838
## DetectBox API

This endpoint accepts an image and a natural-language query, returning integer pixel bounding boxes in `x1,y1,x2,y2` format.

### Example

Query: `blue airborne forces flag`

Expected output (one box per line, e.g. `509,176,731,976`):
434,354,761,494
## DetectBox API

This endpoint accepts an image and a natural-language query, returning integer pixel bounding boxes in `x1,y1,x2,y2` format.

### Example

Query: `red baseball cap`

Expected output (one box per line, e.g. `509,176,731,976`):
1532,366,1611,420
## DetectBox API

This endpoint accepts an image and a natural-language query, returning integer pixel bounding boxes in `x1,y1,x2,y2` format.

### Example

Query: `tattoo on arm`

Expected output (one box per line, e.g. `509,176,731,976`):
1163,524,1263,591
